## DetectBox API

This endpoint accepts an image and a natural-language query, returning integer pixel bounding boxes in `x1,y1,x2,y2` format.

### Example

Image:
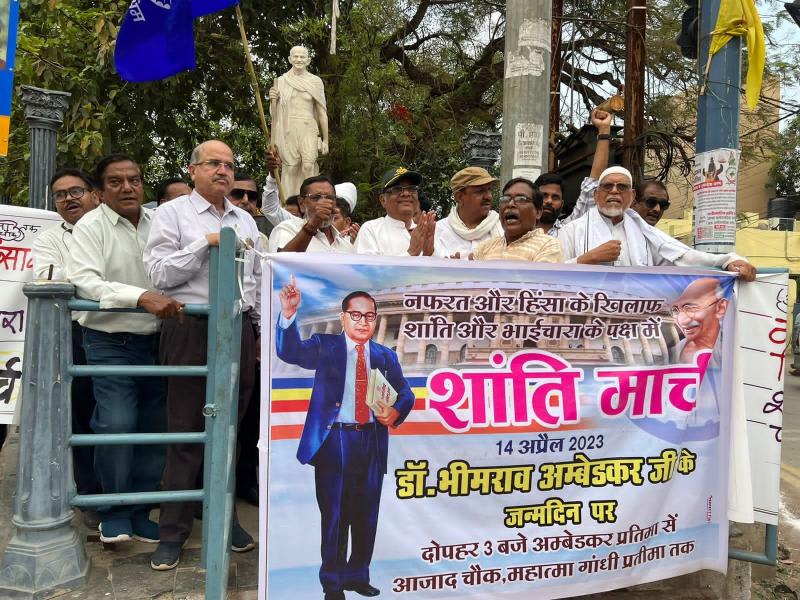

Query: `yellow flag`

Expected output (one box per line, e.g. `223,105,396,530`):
706,0,765,110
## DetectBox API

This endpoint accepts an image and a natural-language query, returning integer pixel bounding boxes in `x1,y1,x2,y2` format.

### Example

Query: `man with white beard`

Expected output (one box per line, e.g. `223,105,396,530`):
557,166,756,280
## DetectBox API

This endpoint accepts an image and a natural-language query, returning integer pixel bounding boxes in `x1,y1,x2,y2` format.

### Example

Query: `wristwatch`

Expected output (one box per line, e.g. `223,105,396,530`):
597,133,613,141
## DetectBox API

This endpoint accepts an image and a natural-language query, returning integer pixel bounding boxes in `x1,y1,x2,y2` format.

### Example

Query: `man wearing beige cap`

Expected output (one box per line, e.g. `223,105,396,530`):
558,166,756,280
434,166,503,258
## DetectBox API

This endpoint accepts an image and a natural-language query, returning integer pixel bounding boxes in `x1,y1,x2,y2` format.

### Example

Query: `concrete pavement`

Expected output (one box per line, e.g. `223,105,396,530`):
0,431,260,600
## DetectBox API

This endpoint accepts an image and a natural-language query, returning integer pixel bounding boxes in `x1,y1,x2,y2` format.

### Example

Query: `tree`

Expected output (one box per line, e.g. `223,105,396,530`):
769,113,800,202
2,0,795,217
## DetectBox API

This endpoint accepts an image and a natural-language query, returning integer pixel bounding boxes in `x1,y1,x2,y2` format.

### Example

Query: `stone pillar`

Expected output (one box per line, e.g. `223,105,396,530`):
325,320,336,334
20,86,71,211
639,333,654,365
621,337,634,364
656,335,670,364
396,314,409,357
416,342,427,365
377,315,388,345
0,282,89,597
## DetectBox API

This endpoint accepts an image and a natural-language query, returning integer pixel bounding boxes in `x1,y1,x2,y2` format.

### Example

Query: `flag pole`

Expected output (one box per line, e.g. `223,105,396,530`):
234,5,286,205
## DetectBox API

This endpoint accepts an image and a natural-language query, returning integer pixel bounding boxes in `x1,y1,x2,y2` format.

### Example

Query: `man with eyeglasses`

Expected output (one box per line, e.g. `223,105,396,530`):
144,140,262,570
670,278,729,364
472,178,563,262
33,168,101,527
355,167,436,256
434,166,502,258
276,278,415,600
267,175,355,253
67,154,184,546
632,179,670,226
557,166,756,280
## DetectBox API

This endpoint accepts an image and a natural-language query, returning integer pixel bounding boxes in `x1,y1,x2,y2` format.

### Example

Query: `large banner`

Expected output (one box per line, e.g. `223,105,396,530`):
0,204,62,423
738,273,788,525
259,255,736,599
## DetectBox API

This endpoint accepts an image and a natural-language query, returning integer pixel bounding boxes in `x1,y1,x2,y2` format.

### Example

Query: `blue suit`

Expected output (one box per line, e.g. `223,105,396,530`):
276,319,415,593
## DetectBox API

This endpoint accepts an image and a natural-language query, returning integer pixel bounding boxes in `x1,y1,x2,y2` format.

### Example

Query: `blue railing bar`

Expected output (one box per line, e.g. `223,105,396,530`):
70,432,207,447
69,365,208,377
728,523,778,566
72,489,204,508
68,299,210,316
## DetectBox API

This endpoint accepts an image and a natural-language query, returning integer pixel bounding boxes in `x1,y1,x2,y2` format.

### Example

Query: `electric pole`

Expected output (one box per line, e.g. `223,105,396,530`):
501,0,552,184
694,0,741,252
549,0,563,171
623,0,646,184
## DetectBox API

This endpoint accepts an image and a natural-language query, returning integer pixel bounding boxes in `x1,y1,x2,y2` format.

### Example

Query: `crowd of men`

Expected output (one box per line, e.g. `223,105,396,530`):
14,107,757,596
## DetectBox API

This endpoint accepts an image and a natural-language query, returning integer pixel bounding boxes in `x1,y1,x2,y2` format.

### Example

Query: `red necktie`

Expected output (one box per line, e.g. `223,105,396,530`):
355,344,369,424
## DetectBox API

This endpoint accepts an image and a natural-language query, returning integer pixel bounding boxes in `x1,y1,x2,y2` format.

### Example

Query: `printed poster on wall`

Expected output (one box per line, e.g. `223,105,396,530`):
259,254,736,599
692,148,740,254
0,204,62,423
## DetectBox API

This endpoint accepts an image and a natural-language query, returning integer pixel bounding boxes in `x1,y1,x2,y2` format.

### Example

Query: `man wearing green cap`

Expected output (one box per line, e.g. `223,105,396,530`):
434,166,503,258
355,167,436,256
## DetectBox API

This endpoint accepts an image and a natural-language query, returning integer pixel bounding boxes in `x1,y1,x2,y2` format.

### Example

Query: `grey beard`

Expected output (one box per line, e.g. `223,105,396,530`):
599,206,624,219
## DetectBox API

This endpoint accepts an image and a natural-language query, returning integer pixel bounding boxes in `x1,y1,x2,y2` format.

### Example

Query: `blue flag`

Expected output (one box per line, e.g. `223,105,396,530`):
115,0,238,83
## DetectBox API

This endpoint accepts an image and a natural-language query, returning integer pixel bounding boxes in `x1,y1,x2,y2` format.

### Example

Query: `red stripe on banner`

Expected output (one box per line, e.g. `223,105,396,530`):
270,425,304,440
271,400,310,413
271,396,436,414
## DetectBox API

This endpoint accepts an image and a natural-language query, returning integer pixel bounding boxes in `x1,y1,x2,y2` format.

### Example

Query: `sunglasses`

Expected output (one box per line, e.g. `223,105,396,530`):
229,188,259,201
642,197,670,211
598,182,632,193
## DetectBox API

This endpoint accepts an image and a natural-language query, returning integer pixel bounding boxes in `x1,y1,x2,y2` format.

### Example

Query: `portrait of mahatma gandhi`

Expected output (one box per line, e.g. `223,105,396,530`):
670,277,729,363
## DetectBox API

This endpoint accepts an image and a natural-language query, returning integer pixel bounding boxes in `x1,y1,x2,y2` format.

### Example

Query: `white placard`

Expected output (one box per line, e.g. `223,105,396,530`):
0,204,62,423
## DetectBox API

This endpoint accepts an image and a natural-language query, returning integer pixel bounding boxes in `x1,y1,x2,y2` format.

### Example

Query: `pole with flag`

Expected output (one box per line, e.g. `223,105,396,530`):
115,0,285,200
700,0,765,110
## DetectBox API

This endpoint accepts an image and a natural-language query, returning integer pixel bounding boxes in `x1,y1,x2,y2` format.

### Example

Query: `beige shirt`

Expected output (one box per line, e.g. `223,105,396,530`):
267,217,355,254
473,229,563,263
67,204,159,334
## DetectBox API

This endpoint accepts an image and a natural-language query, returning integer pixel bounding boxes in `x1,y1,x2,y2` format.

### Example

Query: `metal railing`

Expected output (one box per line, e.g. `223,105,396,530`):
0,227,243,599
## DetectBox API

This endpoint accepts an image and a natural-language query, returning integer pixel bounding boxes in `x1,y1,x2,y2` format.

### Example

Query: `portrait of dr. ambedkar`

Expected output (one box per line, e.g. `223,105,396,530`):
275,275,415,600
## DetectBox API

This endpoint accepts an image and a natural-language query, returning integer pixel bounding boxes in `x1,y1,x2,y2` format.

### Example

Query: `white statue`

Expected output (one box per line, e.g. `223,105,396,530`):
269,46,329,198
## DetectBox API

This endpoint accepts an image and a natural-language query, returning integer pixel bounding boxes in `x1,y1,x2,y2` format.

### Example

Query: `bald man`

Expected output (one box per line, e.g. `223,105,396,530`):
670,278,729,363
144,140,261,570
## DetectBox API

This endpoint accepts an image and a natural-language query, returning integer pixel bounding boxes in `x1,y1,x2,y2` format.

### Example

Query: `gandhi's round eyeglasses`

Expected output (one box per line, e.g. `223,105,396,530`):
670,298,721,319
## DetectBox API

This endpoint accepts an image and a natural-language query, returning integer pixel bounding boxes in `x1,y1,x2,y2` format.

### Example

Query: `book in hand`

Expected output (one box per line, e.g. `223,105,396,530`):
366,368,397,411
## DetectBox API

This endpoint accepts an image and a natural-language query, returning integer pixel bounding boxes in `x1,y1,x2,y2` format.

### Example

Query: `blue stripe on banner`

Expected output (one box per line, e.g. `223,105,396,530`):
271,376,428,389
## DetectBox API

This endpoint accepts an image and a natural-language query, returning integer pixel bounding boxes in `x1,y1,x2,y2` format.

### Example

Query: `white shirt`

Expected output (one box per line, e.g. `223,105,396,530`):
33,221,87,323
32,221,73,280
433,214,503,258
355,215,414,256
548,177,598,238
67,204,159,334
267,217,355,254
260,176,295,226
279,312,372,424
143,190,262,323
559,212,742,268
